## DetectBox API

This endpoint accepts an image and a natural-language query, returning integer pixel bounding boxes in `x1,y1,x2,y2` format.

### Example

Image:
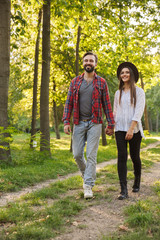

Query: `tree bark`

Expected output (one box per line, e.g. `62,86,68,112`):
75,24,81,76
30,8,42,148
156,111,159,133
149,117,153,132
69,21,82,152
101,123,107,146
140,72,150,131
40,0,50,153
53,80,60,139
0,0,11,161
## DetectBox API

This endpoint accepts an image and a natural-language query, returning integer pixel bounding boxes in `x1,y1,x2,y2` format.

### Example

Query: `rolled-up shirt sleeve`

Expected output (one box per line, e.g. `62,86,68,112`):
132,88,145,122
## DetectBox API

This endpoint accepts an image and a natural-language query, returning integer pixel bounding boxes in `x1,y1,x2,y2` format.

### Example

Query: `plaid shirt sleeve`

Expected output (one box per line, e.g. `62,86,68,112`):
62,80,74,125
102,80,115,129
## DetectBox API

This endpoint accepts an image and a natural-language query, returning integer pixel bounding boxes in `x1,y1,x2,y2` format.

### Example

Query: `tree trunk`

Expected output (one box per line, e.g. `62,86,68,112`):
149,117,153,132
101,123,107,146
143,105,150,131
69,21,82,152
40,0,50,153
30,8,42,148
156,111,159,133
140,72,150,131
53,80,60,139
75,24,81,76
0,0,11,161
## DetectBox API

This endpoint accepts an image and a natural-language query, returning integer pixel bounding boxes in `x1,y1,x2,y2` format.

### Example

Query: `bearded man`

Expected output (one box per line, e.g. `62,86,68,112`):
63,52,114,199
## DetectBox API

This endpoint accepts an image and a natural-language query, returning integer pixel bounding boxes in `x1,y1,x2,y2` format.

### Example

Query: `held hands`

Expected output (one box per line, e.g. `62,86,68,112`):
64,125,72,135
105,128,114,136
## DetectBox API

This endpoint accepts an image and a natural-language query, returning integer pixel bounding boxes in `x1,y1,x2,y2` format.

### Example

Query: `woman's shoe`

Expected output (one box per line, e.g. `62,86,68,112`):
118,182,128,200
132,187,140,192
132,176,140,193
118,192,128,200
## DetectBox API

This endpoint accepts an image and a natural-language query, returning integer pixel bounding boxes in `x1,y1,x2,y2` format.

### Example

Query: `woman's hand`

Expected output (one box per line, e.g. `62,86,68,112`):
106,128,114,136
125,128,134,140
125,120,137,140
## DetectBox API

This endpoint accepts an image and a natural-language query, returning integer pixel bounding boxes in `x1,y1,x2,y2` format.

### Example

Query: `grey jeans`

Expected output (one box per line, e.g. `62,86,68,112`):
72,120,102,187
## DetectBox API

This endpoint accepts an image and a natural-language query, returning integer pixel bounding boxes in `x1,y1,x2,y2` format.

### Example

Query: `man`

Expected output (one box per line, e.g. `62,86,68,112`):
63,52,114,199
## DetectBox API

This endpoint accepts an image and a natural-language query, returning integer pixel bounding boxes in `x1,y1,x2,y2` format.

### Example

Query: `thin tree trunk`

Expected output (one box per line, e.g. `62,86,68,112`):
140,72,150,131
156,112,159,133
30,8,42,148
101,123,107,146
149,117,153,132
76,24,81,76
69,21,82,152
0,0,11,161
53,80,60,139
40,0,50,153
144,105,149,131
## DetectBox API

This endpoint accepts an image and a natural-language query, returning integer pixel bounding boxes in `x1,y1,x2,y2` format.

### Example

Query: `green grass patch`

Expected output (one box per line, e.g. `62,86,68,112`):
0,132,158,193
22,175,83,203
141,138,158,148
0,196,84,240
102,199,160,240
153,180,160,196
0,137,160,240
97,164,118,184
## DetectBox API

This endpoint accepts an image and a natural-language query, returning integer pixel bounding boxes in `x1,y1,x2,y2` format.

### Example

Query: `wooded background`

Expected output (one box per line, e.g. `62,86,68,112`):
0,0,160,160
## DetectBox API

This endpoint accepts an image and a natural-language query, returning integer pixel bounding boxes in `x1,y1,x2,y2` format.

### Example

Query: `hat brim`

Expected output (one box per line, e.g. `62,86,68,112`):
117,62,139,83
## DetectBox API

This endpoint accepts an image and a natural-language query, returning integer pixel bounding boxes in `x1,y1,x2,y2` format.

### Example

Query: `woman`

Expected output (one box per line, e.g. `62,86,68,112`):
114,62,145,200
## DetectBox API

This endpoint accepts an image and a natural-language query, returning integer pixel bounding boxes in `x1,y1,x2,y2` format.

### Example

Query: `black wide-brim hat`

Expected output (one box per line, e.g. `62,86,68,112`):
117,62,139,82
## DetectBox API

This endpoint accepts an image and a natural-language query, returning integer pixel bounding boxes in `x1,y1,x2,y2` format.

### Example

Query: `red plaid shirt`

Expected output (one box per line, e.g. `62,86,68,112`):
62,73,114,128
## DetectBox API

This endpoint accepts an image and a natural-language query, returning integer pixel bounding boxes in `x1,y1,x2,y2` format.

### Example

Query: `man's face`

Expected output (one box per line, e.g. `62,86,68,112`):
83,54,97,73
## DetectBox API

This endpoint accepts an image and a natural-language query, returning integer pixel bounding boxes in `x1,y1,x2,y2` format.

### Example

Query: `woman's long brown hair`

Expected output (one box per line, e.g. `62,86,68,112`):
118,67,136,107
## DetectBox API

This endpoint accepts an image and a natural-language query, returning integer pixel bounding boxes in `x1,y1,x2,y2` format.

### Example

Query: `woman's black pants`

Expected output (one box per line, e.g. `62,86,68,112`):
115,131,142,184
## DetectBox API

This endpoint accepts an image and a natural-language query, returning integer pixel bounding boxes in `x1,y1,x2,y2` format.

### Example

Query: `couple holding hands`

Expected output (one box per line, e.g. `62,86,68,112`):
63,52,145,200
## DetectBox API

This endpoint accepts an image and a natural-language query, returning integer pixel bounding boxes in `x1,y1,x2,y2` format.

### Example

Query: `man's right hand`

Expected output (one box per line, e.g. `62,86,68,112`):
105,128,114,136
64,125,72,135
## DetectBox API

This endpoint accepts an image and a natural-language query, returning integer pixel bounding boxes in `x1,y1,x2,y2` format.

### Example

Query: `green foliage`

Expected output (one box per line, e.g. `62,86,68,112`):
9,0,160,130
146,83,160,132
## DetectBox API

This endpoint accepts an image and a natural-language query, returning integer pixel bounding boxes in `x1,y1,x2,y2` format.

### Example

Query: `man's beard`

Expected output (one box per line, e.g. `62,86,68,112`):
84,65,95,73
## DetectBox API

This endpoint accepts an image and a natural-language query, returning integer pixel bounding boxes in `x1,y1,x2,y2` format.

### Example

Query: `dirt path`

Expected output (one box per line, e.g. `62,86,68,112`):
53,160,160,240
54,142,160,240
0,139,160,240
0,140,159,207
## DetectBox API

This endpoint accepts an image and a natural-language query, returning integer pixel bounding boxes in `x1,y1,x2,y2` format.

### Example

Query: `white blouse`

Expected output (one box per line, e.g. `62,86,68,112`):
113,86,145,138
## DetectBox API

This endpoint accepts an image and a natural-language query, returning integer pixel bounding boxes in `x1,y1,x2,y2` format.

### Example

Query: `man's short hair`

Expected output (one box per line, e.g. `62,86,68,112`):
82,52,98,63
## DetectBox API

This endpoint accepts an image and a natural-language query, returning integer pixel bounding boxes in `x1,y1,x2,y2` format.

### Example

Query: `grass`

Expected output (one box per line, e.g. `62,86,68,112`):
0,132,158,193
0,137,160,240
102,197,160,240
101,144,160,240
22,175,83,203
0,197,84,240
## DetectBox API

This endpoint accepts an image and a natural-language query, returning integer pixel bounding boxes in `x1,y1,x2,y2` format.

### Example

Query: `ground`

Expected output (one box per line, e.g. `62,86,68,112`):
0,140,160,240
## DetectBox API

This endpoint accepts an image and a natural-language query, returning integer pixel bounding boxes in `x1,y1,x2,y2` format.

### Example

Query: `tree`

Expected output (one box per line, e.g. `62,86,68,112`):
0,0,11,161
40,0,50,153
146,83,160,133
30,8,42,148
52,78,60,139
8,0,160,139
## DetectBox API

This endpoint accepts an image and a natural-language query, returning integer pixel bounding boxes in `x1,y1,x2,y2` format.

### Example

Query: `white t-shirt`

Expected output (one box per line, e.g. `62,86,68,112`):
113,86,145,137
